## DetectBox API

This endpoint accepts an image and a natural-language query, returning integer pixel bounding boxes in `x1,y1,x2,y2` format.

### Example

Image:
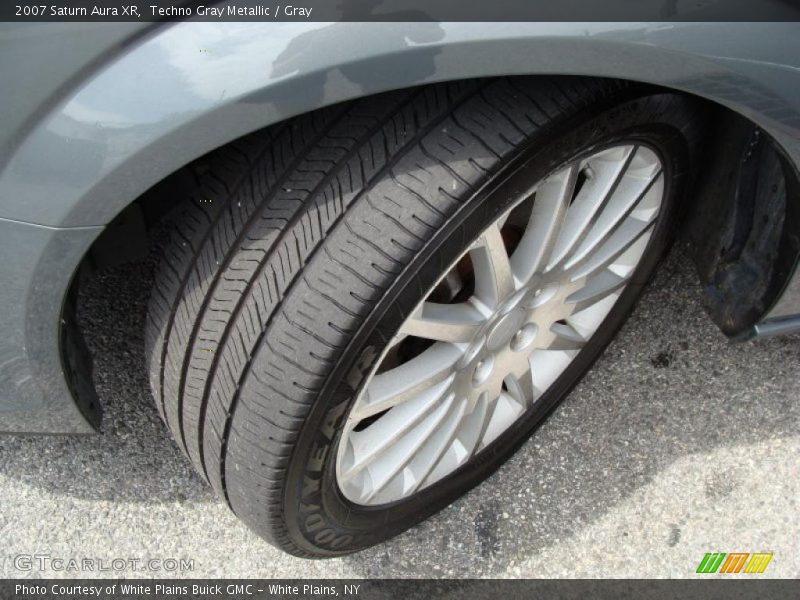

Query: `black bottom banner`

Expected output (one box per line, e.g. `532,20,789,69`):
3,579,799,600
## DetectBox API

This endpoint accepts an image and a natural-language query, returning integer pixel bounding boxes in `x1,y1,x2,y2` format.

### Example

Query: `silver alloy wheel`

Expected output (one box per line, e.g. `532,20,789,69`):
336,144,664,506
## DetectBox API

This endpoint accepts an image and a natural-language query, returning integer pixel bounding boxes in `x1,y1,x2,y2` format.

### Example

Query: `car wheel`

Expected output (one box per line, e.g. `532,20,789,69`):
145,77,701,556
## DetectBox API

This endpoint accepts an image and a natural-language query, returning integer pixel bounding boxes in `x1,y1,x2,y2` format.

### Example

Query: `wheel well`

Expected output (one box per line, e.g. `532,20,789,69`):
685,110,800,337
61,74,800,428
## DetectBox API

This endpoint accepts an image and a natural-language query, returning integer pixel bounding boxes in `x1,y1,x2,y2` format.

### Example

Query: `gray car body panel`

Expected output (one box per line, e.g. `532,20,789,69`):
0,218,101,433
1,21,799,432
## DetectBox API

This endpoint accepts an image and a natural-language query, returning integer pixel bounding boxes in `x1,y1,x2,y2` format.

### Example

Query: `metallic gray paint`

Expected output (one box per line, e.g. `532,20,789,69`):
0,21,798,432
0,23,150,170
0,218,101,433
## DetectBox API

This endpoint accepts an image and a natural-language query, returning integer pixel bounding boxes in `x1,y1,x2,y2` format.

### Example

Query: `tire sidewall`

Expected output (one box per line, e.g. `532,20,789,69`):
283,94,695,555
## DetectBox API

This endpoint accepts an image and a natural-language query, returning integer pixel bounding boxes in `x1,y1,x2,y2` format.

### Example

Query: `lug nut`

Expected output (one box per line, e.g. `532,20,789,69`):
511,323,538,352
473,361,485,384
472,357,493,386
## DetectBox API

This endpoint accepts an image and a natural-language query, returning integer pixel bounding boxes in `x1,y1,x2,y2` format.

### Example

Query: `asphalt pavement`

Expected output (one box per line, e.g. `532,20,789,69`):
1,243,798,578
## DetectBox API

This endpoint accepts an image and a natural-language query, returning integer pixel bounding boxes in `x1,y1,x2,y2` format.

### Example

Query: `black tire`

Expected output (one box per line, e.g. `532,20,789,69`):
145,77,702,557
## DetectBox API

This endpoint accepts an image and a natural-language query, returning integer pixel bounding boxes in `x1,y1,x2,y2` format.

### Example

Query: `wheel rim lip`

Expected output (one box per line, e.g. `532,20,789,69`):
335,141,665,506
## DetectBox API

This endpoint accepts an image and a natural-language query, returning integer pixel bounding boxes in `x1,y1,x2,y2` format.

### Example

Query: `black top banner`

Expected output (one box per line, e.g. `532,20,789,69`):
3,0,800,22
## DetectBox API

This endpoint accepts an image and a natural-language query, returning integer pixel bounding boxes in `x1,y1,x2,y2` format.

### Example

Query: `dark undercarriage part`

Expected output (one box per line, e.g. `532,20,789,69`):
685,111,800,339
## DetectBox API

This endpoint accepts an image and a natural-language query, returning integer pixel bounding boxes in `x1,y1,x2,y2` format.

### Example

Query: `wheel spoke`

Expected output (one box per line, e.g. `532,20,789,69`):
564,170,662,272
546,145,636,271
565,269,628,312
607,225,654,278
479,393,526,449
340,381,453,483
470,222,515,309
504,372,534,408
400,301,485,343
568,217,655,281
530,348,575,400
567,294,619,338
468,392,496,457
361,393,458,502
511,163,577,284
547,321,587,351
352,343,461,422
391,396,468,498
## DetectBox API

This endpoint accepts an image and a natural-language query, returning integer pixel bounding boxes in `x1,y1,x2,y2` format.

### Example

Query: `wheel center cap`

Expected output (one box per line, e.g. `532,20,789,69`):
486,309,526,352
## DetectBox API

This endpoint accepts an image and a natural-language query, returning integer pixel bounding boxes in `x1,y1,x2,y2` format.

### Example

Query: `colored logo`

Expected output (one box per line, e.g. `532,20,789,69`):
696,552,773,574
